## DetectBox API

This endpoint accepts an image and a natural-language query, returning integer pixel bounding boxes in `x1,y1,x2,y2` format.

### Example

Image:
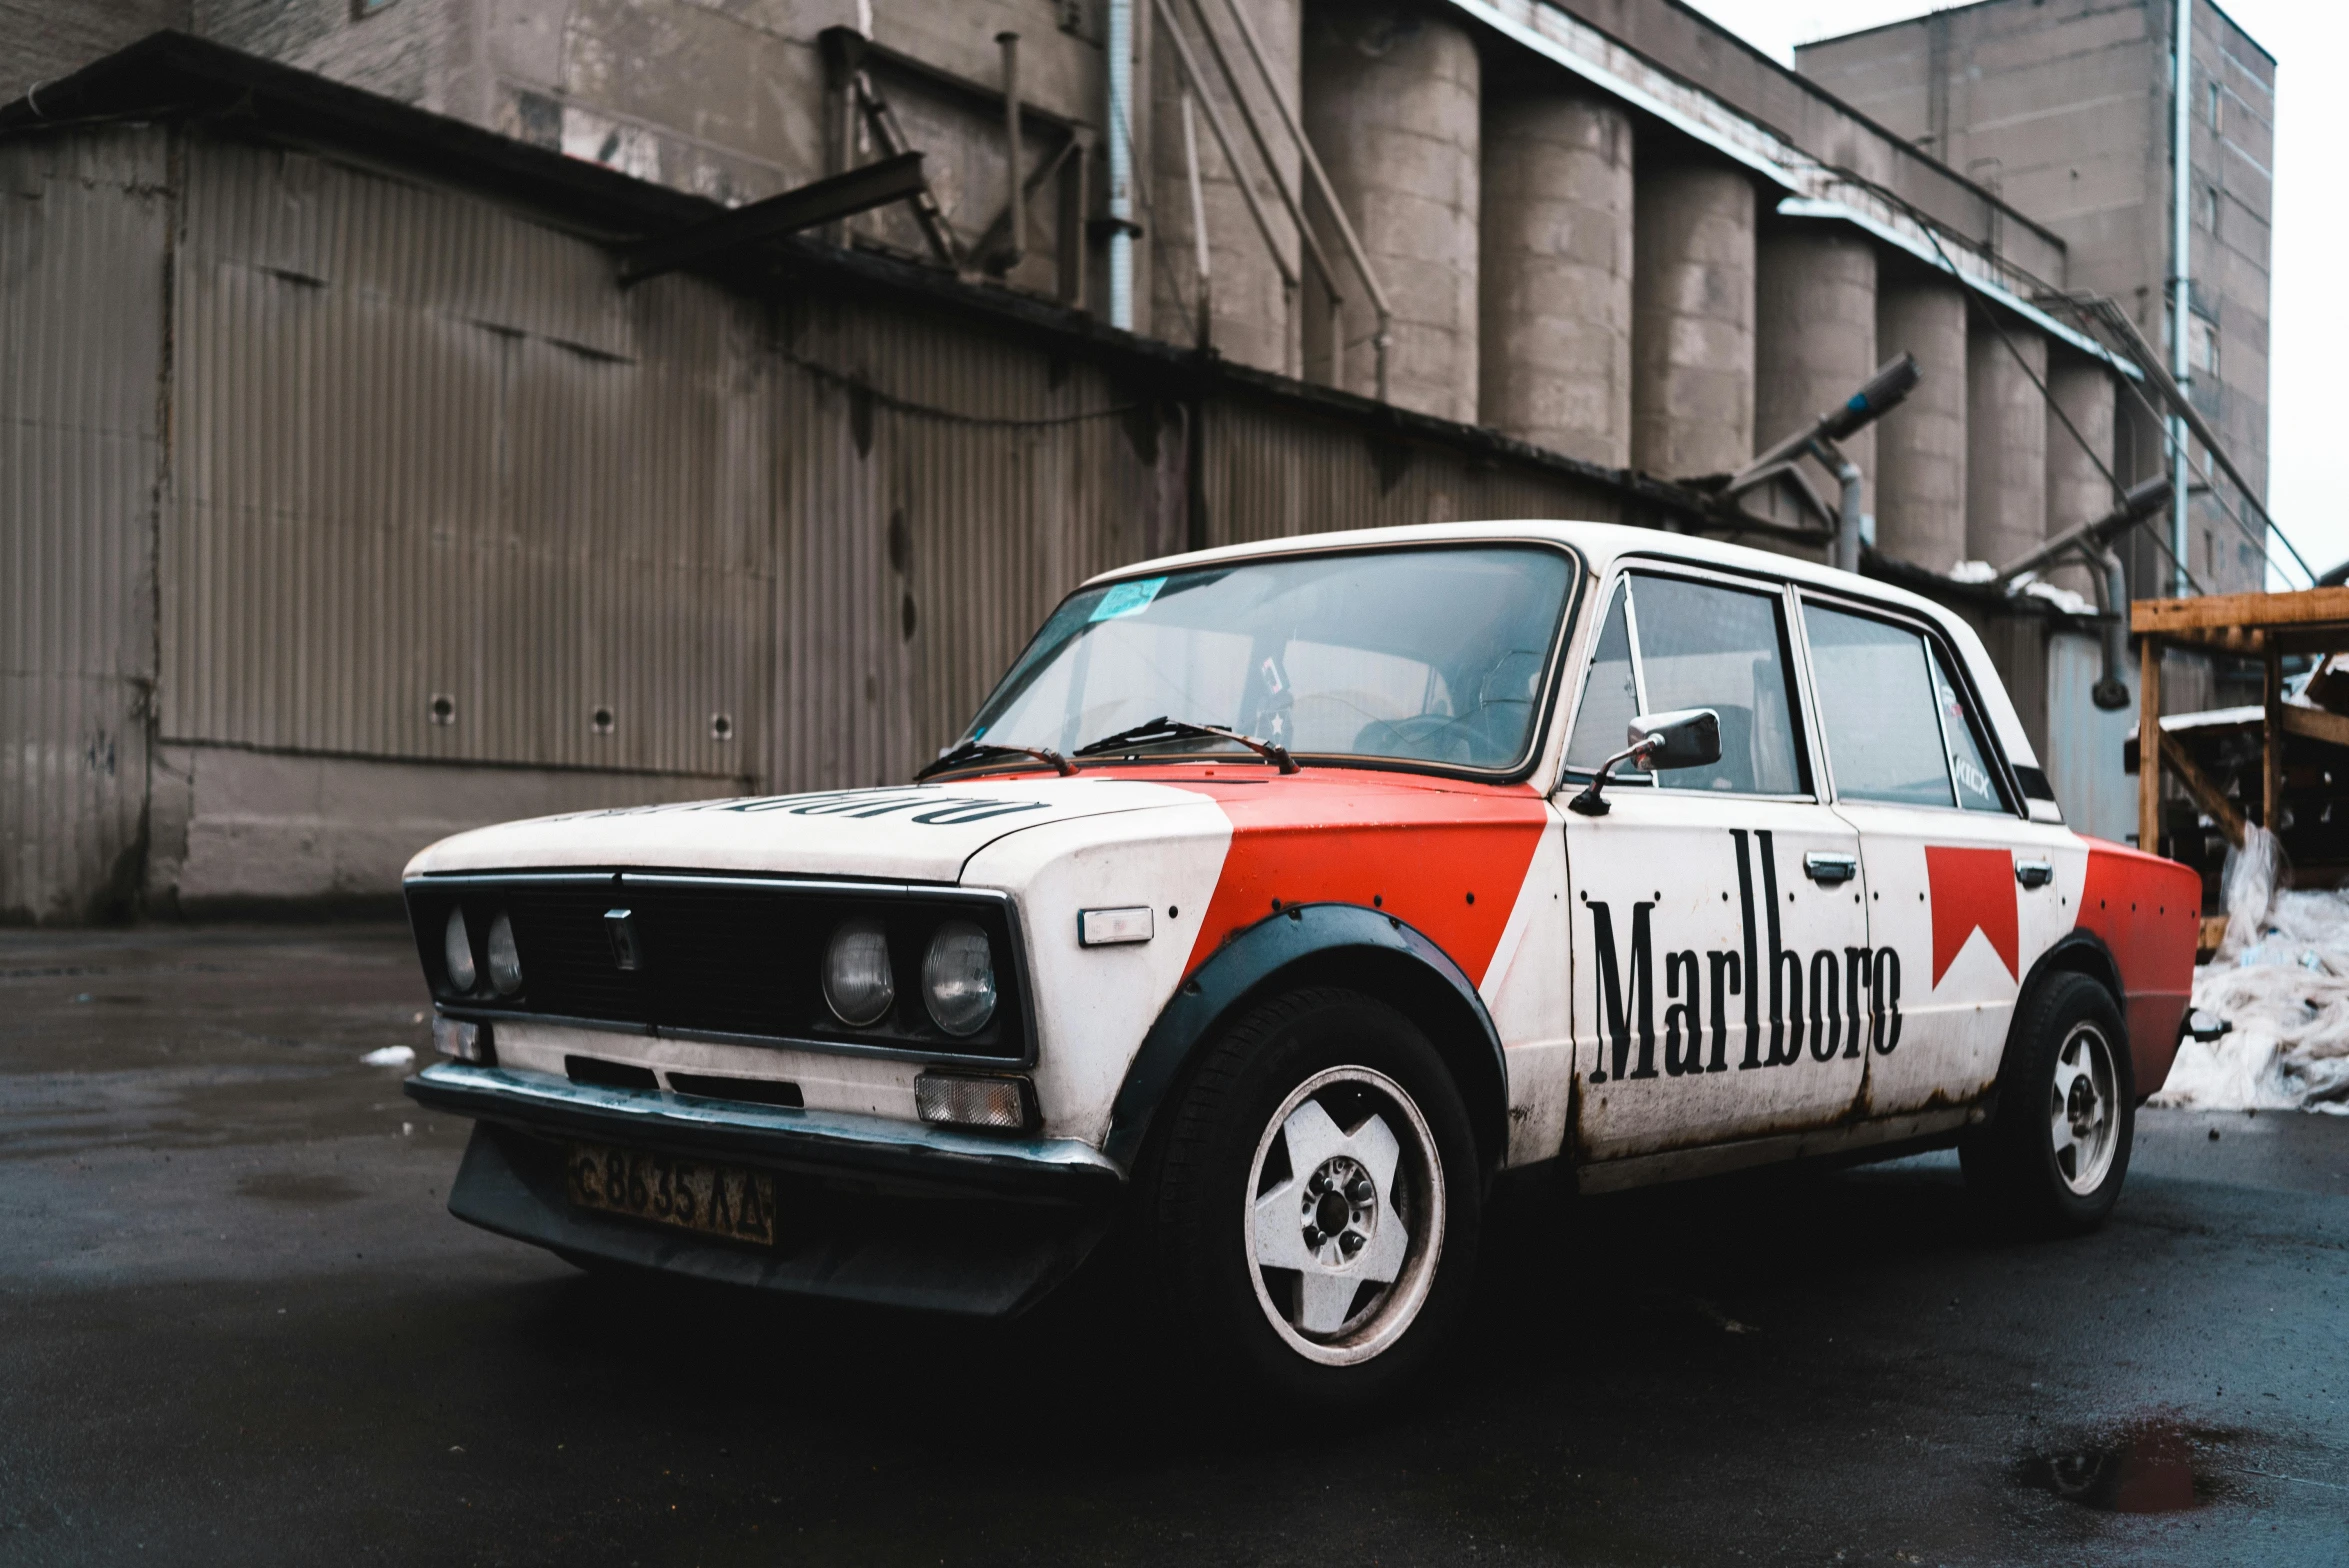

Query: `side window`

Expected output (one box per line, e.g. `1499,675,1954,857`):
1930,645,2007,812
1802,602,2007,812
1563,572,1806,795
1564,582,1638,775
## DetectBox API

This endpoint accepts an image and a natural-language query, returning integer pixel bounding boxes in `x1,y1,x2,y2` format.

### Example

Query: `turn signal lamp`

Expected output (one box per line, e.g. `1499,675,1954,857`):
915,1073,1034,1132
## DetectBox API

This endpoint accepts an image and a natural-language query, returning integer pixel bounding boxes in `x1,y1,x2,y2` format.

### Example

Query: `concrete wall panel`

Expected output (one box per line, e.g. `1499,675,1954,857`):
1301,2,1480,421
1965,316,2048,568
2043,352,2116,596
147,744,729,911
1150,0,1302,376
1873,276,1968,571
1631,160,1754,479
1755,223,1876,514
1479,89,1634,466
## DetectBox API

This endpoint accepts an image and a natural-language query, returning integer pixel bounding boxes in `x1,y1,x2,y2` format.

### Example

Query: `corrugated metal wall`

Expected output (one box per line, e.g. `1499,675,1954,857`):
2046,628,2139,844
164,140,770,780
0,127,166,922
770,300,1183,791
3,119,1682,919
1202,395,1628,547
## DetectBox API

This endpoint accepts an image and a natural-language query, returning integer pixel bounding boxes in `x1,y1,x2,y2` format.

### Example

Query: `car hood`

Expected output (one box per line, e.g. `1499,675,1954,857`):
402,778,1211,885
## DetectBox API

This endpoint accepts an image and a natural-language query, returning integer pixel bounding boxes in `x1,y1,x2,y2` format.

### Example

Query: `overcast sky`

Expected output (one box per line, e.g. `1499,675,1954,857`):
1682,0,2346,586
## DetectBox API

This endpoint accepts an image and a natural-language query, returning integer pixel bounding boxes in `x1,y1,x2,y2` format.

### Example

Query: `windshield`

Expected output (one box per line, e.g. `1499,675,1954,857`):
961,544,1576,772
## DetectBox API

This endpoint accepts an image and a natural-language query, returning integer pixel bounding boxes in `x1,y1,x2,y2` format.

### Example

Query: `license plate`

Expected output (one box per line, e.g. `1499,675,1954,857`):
565,1141,776,1246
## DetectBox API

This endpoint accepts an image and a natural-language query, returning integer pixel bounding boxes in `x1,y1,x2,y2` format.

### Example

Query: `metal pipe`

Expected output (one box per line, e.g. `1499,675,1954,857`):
2170,0,2194,594
1173,0,1341,300
1107,0,1135,329
1991,475,2173,586
1149,0,1299,293
1815,438,1864,574
2093,549,2134,710
998,32,1024,270
1181,88,1212,348
1212,0,1392,398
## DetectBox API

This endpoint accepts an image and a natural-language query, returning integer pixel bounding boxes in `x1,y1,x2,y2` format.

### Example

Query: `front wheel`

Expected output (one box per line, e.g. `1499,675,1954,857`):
1961,972,2134,1234
1142,987,1482,1407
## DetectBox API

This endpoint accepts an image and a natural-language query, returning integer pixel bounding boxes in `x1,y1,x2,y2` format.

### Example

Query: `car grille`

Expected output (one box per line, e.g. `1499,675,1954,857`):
406,874,1029,1063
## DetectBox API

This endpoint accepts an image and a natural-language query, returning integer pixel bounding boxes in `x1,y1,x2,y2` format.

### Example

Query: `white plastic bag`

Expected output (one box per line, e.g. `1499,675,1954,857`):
2215,822,2285,962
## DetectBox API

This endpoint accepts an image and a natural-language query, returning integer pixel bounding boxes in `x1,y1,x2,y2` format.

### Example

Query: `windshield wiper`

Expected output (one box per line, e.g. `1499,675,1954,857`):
1072,715,1298,774
915,739,1076,781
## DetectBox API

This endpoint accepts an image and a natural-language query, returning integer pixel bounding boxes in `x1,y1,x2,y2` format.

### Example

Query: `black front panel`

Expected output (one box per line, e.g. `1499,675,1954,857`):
406,875,1029,1063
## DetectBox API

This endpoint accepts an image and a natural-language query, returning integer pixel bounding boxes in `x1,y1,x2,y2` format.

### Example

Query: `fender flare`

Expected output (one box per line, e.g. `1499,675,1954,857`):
1998,928,2139,1100
1101,902,1510,1175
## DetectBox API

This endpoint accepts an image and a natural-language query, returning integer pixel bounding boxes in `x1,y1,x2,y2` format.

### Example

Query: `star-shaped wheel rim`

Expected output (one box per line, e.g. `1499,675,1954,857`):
1252,1097,1410,1338
2049,1027,2115,1194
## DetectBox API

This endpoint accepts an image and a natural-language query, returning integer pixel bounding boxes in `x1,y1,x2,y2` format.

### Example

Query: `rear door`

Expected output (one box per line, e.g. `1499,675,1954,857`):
1798,595,2075,1116
1561,566,1871,1165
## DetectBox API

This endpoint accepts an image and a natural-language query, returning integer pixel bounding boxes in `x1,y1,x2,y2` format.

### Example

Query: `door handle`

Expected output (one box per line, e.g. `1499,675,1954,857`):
1803,852,1858,885
2016,859,2054,889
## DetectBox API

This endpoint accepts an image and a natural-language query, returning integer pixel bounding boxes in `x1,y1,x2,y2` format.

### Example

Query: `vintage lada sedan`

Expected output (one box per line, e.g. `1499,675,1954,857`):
402,522,2198,1403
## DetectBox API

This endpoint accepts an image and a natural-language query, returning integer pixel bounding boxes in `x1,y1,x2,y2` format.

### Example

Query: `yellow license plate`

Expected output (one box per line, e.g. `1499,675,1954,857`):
565,1141,776,1246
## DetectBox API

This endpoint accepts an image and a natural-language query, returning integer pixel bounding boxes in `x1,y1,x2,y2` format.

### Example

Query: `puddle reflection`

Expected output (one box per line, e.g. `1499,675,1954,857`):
2020,1417,2234,1513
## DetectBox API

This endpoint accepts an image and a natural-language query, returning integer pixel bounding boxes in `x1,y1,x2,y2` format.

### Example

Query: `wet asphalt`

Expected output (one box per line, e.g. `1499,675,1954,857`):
2,923,2344,1568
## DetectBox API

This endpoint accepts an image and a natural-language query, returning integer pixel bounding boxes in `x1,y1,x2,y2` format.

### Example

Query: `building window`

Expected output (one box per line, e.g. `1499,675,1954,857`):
2208,78,2222,132
2198,183,2220,233
2190,315,2221,379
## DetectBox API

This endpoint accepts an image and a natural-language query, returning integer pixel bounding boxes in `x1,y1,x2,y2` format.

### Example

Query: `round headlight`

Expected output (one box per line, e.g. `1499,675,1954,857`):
486,910,524,996
823,918,895,1027
442,908,476,993
922,920,997,1037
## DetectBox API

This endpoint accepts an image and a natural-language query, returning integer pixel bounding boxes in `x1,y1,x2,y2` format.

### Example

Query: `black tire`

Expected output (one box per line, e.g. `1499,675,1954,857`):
1961,972,2135,1235
1140,986,1483,1408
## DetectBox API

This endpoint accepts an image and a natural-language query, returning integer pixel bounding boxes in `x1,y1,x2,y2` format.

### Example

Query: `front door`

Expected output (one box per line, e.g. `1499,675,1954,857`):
1561,568,1872,1165
1798,595,2074,1116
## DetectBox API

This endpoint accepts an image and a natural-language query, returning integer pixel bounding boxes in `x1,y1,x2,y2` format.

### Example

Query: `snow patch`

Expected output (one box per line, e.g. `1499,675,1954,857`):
2154,878,2349,1115
361,1045,416,1068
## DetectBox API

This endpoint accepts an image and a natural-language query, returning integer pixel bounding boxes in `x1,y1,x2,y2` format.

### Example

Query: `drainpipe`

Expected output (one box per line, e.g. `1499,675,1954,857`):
2169,0,2194,595
1181,88,1212,349
1107,0,1135,330
998,32,1024,270
1813,438,1865,574
2094,549,2135,710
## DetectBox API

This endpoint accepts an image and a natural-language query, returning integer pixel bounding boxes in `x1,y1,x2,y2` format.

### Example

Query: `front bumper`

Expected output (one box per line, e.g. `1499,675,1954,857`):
405,1062,1123,1317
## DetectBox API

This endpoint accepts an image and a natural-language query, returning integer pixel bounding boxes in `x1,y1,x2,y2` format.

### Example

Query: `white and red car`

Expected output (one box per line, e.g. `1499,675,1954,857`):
403,522,2198,1401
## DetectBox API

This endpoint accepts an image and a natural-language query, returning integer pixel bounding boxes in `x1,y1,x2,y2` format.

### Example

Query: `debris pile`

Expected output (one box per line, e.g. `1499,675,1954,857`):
2154,825,2349,1114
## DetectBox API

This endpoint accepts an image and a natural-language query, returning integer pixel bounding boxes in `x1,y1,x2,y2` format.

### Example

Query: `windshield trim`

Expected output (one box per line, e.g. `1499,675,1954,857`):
933,537,1589,787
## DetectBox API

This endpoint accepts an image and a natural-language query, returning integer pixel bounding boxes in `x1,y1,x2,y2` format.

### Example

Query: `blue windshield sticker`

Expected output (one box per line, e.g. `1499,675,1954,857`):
1089,576,1167,622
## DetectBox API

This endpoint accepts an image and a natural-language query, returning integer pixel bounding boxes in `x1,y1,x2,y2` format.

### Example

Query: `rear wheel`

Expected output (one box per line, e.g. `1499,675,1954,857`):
1961,972,2134,1234
1142,986,1481,1407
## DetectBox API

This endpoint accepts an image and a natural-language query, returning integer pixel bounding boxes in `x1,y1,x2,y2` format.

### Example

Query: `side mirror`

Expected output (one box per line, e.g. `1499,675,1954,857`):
1567,708,1722,817
1627,708,1721,772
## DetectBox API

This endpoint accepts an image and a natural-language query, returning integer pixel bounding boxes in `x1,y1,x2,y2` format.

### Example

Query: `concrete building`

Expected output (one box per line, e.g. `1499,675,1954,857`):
0,0,2267,918
1798,0,2275,602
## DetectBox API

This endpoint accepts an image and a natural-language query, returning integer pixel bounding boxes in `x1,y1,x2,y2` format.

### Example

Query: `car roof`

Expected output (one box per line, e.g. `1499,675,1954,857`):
1081,520,2045,773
